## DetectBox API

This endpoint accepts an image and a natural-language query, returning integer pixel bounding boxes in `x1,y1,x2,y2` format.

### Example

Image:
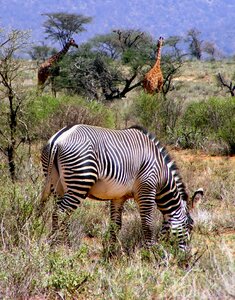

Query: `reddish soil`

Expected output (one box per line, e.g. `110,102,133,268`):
170,148,235,164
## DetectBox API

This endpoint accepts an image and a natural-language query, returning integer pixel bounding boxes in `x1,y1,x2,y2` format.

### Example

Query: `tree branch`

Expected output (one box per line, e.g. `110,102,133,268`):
217,73,235,97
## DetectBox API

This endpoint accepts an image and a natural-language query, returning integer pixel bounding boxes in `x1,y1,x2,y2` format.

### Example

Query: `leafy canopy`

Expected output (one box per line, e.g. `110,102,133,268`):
42,12,92,46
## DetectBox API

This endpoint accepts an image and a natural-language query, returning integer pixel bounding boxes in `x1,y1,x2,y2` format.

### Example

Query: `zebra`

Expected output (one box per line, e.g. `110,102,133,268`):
39,124,203,251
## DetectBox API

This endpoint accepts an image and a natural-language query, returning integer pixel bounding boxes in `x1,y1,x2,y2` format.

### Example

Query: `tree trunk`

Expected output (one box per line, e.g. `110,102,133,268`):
8,94,17,182
7,145,16,182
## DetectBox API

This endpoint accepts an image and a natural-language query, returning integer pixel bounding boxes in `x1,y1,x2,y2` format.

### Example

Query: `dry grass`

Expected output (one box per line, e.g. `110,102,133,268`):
0,146,234,300
0,59,234,299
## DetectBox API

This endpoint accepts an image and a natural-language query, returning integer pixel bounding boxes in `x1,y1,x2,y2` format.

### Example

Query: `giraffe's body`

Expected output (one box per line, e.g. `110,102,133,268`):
37,38,78,90
143,36,164,94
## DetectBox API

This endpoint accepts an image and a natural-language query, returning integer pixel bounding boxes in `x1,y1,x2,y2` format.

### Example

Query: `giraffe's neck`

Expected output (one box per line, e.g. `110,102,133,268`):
49,43,71,65
153,42,162,68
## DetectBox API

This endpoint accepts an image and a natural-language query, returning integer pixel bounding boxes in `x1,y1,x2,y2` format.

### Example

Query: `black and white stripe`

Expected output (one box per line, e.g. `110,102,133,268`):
40,124,194,250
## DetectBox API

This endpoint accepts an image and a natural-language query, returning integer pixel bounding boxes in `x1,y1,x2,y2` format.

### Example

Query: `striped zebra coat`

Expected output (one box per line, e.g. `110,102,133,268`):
40,124,201,251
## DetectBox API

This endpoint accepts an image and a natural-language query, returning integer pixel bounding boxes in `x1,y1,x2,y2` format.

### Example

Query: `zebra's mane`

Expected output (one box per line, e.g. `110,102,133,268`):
129,125,188,202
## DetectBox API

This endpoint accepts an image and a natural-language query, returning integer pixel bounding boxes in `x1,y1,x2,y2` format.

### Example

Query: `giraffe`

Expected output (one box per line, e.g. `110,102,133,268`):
143,36,164,94
37,38,78,94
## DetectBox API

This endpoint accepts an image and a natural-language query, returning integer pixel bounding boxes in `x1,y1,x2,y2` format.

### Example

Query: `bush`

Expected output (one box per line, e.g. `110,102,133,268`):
26,95,115,141
179,97,235,154
132,92,159,131
132,92,184,141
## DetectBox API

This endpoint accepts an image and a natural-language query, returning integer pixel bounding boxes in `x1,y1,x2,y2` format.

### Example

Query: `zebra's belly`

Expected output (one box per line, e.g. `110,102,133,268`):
89,179,134,200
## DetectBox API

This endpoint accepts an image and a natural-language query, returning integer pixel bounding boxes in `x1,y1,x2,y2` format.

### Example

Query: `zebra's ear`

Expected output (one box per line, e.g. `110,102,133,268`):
191,188,204,209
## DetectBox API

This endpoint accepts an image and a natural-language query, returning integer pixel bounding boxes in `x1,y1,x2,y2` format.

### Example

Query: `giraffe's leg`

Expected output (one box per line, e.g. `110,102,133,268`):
157,78,163,92
51,76,57,97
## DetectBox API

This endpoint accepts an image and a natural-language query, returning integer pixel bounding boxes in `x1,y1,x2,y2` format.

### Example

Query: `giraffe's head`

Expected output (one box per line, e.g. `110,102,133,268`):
157,36,164,47
68,38,79,48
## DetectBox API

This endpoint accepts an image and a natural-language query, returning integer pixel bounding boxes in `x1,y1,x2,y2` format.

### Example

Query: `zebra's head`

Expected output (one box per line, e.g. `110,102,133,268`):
182,197,195,237
186,211,194,234
180,188,204,250
185,188,204,233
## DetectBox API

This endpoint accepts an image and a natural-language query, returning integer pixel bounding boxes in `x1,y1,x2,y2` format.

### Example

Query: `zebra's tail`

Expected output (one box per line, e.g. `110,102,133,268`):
40,143,58,204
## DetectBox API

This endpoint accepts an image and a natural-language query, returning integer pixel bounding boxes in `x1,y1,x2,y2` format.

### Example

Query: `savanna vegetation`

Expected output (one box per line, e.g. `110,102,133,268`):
0,12,234,300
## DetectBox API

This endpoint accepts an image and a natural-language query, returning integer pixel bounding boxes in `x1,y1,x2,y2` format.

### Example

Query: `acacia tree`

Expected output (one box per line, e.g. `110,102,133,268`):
161,36,186,96
91,32,121,59
56,29,153,100
0,29,31,181
185,28,203,60
42,12,92,47
203,41,222,60
54,29,185,101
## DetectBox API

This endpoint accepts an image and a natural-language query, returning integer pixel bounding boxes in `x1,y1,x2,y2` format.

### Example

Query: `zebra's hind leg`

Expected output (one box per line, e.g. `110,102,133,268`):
49,205,71,247
103,199,125,257
49,197,76,247
49,207,72,247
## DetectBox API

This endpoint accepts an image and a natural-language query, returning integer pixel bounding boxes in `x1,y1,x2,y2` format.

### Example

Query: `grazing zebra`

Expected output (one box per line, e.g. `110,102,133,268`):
39,124,202,251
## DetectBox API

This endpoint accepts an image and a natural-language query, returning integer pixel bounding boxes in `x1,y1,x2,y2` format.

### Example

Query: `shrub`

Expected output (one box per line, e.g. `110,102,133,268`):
26,95,115,141
132,92,159,131
132,92,184,141
178,97,235,154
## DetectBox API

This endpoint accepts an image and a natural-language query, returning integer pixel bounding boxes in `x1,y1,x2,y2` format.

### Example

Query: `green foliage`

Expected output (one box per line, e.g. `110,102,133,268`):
53,30,155,100
132,92,184,141
90,32,122,59
47,249,90,293
179,97,235,153
57,52,123,100
122,47,150,71
26,95,115,141
42,12,92,46
132,92,159,130
28,95,61,122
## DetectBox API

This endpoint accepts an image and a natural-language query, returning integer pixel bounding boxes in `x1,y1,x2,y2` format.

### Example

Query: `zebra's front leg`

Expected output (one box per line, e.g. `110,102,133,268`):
160,215,190,252
159,219,171,242
138,199,156,248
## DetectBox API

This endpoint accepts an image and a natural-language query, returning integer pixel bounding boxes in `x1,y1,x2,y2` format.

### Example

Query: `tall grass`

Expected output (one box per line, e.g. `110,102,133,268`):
0,146,234,299
0,59,234,299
